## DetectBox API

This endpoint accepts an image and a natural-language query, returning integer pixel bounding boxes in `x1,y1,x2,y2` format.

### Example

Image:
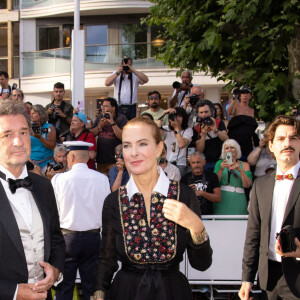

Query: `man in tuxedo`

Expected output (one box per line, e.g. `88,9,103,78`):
239,115,300,300
0,101,65,299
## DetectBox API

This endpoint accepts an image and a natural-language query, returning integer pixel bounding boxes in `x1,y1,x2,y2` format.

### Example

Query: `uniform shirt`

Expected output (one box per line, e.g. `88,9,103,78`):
269,160,300,262
52,163,110,231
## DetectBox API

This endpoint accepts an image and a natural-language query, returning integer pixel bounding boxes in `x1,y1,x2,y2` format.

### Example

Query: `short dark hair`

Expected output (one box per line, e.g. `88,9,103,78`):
102,97,118,114
0,71,9,79
169,107,189,130
197,99,216,118
148,91,161,99
266,115,300,159
0,100,31,127
53,82,65,90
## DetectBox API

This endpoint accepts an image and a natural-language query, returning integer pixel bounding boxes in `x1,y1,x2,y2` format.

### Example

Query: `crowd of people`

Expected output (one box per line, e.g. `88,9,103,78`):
0,64,300,300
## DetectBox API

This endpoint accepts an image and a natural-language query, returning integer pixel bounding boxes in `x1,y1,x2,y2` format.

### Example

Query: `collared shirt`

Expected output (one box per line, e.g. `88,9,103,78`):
0,165,33,230
52,163,110,231
126,167,170,200
269,160,300,261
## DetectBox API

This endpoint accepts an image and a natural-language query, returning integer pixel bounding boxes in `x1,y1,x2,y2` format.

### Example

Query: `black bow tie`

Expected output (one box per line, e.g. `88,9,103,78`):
0,171,33,194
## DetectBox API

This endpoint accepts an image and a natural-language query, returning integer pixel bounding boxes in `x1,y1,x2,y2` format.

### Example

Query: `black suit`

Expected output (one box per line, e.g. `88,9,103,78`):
242,169,300,298
0,172,65,300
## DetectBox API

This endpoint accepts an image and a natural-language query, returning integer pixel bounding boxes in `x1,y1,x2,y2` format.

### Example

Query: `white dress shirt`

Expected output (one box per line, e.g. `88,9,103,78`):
52,163,110,231
127,167,170,200
268,160,300,262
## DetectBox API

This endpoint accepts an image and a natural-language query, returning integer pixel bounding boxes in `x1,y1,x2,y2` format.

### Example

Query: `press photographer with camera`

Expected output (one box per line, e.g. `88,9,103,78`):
45,82,74,142
194,100,228,172
183,85,204,127
0,71,17,100
45,145,68,180
30,104,56,174
157,107,193,176
170,70,193,108
105,56,149,120
108,144,130,192
90,97,127,175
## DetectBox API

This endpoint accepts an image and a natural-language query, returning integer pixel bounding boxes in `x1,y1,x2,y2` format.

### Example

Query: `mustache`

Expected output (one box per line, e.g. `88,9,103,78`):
281,146,295,153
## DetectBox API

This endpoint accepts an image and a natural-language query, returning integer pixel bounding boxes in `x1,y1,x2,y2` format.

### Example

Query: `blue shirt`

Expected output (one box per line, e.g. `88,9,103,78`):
108,166,130,188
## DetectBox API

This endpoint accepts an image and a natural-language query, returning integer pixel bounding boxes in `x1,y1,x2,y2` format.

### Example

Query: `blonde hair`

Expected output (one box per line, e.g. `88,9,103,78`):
220,139,242,160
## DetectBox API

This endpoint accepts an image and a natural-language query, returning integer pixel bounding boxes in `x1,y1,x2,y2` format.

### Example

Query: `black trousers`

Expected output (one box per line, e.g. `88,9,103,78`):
55,232,101,300
265,260,300,300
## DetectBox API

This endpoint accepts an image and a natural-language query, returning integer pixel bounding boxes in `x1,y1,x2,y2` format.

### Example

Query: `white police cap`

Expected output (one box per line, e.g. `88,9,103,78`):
63,141,93,151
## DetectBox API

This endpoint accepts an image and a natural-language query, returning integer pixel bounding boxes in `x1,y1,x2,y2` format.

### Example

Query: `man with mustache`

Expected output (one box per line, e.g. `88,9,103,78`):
181,151,221,215
239,115,300,300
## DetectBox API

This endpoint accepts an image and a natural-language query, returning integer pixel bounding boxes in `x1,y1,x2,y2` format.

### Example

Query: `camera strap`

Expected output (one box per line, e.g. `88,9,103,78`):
73,129,89,142
178,90,188,107
118,73,133,106
0,85,12,96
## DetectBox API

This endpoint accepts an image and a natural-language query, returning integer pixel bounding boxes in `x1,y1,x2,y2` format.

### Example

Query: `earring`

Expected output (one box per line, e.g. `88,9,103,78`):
157,156,161,165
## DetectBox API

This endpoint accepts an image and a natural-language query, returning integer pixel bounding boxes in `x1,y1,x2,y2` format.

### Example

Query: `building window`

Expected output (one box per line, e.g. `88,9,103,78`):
0,0,6,9
39,27,59,50
86,25,108,62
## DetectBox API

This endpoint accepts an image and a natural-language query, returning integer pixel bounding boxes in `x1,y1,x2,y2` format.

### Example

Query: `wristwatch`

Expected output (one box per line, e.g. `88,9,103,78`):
174,130,179,134
190,228,209,245
214,129,219,133
111,122,116,126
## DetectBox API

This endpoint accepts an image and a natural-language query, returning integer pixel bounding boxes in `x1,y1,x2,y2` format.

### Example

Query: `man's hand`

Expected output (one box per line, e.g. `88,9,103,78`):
17,283,47,300
55,107,67,119
259,138,266,149
46,106,54,115
99,118,109,129
116,159,125,172
276,237,300,258
238,282,253,300
32,262,59,293
117,64,123,75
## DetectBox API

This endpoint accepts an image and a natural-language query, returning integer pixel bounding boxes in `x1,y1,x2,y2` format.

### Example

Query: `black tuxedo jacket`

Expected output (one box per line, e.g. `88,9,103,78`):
242,169,300,297
0,172,65,299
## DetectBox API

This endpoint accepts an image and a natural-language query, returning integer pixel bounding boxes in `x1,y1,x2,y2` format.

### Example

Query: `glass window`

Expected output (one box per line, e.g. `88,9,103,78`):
39,27,59,50
0,0,6,9
121,23,147,59
86,25,108,63
0,24,8,56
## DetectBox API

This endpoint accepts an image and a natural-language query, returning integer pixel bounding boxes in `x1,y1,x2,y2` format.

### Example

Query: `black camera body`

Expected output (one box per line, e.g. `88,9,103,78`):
115,150,123,160
123,55,130,72
31,122,40,134
196,116,213,126
47,161,64,172
103,113,110,120
189,94,199,106
51,105,58,119
169,113,176,122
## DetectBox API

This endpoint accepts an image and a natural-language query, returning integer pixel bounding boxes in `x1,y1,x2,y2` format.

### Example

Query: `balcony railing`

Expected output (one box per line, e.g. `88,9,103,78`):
22,43,166,76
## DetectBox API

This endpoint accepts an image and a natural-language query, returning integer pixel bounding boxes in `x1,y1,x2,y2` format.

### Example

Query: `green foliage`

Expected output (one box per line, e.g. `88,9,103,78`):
146,0,300,121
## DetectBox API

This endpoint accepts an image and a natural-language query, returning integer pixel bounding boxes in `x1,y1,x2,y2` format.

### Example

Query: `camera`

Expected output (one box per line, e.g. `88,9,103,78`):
47,161,64,172
102,113,110,120
232,82,240,99
196,116,213,126
31,122,40,134
292,110,300,116
60,130,74,141
26,161,35,171
169,113,176,122
123,55,130,72
189,94,199,106
115,150,123,160
51,105,58,119
12,83,17,90
172,81,181,89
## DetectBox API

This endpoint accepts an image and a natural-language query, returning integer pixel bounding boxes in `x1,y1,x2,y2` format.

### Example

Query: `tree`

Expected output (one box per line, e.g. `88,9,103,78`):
146,0,300,120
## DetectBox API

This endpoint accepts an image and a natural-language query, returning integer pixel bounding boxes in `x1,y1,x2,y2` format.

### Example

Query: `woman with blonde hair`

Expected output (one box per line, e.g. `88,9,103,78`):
213,139,252,215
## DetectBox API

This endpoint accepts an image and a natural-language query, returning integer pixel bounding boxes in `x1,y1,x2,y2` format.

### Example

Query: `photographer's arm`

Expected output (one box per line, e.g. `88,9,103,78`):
35,126,56,150
105,66,123,86
130,66,149,84
227,99,237,116
197,187,221,203
170,90,179,108
195,132,206,153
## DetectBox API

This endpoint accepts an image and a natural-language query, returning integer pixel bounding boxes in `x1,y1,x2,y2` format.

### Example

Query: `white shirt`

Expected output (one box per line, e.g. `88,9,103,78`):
52,163,110,231
268,160,300,261
0,165,33,230
127,167,170,200
113,72,141,105
163,126,193,166
163,163,181,181
172,89,190,107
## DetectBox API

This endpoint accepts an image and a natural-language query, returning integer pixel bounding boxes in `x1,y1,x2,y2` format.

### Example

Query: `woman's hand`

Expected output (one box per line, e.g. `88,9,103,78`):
230,161,240,171
220,159,230,171
163,199,204,234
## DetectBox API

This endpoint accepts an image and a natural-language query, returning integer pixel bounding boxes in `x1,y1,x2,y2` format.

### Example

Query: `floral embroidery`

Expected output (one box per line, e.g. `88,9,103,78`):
119,181,179,263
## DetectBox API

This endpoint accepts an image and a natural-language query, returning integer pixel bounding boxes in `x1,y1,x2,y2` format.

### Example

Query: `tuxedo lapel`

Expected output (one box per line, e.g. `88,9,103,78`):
0,182,26,260
29,173,50,260
282,171,300,226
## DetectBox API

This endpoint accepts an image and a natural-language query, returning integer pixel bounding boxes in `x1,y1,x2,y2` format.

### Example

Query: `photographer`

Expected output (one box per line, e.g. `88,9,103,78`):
194,100,228,172
170,70,193,108
45,82,74,142
183,85,204,127
105,56,149,120
108,144,130,192
181,152,221,215
0,71,14,100
158,107,193,176
90,97,127,175
227,85,258,160
61,112,97,169
45,145,68,180
30,104,56,174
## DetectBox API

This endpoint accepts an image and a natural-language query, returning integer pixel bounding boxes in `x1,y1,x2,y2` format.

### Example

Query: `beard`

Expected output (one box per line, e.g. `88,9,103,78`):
151,103,159,109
